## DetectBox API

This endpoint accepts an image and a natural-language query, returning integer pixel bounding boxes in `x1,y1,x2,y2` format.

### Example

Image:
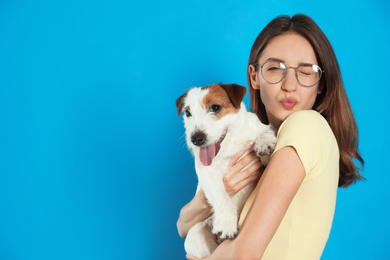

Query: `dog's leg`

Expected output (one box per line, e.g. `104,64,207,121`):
197,167,237,240
210,192,239,240
253,125,278,165
199,166,240,240
185,218,218,258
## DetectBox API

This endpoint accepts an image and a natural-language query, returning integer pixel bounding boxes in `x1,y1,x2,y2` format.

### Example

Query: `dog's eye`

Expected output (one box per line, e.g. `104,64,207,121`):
210,104,222,113
185,109,192,117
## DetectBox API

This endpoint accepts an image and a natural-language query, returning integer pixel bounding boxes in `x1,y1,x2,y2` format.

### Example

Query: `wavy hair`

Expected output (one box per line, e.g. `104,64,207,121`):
247,14,364,187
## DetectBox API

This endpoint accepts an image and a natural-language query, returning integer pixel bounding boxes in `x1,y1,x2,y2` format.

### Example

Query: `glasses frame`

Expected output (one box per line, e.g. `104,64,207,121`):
255,60,324,87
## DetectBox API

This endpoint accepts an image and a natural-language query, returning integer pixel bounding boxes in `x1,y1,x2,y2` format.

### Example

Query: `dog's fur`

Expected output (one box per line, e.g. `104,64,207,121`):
176,83,277,258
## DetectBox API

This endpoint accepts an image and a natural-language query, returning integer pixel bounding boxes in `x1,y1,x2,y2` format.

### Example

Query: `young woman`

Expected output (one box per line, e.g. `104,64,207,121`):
178,14,364,260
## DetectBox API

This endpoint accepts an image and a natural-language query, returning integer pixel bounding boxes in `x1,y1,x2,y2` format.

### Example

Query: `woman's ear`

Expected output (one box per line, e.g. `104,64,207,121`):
248,65,260,90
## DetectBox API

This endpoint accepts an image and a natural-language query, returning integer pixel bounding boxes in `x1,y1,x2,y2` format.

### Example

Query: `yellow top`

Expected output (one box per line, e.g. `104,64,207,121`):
238,110,339,260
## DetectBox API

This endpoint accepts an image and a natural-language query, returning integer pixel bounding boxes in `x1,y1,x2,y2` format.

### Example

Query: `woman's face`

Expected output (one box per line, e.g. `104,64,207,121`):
249,32,321,128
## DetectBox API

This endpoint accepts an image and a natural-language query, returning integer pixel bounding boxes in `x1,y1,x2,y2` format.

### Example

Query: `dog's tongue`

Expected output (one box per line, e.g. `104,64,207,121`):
199,144,216,166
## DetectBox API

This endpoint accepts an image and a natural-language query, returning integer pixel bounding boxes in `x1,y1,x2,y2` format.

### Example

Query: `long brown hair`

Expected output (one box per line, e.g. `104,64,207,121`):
247,14,364,187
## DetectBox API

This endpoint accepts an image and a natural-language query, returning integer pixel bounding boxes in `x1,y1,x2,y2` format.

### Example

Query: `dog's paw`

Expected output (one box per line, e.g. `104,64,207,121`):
212,218,238,240
254,129,278,157
215,230,237,240
256,144,275,157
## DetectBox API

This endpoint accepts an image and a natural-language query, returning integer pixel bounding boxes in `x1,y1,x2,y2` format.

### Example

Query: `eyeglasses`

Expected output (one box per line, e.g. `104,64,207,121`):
255,60,324,87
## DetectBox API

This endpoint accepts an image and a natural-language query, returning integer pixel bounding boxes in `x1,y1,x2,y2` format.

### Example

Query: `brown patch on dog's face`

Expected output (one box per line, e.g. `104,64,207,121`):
202,84,240,119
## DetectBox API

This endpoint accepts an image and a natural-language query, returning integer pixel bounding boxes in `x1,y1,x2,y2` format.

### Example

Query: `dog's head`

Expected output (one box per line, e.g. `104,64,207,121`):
176,83,246,166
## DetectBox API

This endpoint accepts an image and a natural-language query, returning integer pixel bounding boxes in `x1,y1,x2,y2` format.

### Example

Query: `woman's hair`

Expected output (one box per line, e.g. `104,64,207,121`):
247,14,364,188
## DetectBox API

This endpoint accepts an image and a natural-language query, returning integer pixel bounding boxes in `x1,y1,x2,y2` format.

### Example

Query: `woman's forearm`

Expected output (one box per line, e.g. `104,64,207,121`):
177,189,212,238
229,146,306,259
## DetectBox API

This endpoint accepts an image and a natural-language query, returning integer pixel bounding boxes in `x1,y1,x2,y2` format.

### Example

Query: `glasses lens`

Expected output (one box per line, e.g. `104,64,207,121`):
261,61,286,84
297,64,322,87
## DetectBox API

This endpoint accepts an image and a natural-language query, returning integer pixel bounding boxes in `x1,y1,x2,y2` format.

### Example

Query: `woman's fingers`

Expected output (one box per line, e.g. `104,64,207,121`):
233,151,260,171
224,159,263,196
228,141,254,167
226,151,261,179
235,161,264,188
224,154,259,185
224,149,264,197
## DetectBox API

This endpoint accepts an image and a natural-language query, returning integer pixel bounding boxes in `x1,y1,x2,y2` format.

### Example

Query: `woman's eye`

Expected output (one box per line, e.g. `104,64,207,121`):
268,66,283,71
185,109,192,117
299,70,313,76
211,104,222,113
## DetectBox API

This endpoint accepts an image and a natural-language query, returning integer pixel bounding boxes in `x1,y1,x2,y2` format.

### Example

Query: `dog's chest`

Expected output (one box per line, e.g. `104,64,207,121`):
195,159,229,182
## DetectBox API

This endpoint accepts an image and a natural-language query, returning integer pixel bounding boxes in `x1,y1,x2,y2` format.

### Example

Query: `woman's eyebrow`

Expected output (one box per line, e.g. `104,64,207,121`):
265,57,285,63
264,58,318,66
299,62,318,66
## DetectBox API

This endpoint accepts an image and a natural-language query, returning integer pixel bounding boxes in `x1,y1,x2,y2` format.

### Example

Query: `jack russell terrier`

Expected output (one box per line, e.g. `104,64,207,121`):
176,83,277,258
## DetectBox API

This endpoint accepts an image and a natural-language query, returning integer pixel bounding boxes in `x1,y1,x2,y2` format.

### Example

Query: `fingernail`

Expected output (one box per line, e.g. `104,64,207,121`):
246,141,254,148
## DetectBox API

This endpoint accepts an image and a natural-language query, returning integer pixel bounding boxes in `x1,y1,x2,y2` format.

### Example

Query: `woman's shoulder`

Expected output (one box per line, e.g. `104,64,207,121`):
277,110,331,138
282,110,327,126
274,110,338,175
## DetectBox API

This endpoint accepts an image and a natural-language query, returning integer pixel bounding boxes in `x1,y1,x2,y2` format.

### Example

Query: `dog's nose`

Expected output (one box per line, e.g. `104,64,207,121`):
191,132,206,146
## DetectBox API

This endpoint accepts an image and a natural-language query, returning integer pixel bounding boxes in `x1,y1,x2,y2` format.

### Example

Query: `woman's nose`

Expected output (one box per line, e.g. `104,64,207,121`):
281,68,298,92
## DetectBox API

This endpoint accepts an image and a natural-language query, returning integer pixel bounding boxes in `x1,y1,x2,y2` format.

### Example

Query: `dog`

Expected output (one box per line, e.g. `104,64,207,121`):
176,83,277,258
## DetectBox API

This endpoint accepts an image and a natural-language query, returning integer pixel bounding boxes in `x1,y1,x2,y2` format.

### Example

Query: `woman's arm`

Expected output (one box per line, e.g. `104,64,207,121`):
187,146,305,260
177,189,212,238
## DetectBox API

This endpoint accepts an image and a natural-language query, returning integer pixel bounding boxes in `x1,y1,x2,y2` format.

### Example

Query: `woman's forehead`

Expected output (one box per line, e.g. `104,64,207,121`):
259,33,318,65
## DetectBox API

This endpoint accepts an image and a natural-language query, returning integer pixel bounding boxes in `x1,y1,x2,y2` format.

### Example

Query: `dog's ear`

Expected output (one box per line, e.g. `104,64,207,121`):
175,91,188,117
220,84,247,108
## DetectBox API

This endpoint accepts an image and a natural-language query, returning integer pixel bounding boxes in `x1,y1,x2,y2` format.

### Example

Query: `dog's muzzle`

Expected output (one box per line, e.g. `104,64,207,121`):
190,130,227,166
191,131,206,147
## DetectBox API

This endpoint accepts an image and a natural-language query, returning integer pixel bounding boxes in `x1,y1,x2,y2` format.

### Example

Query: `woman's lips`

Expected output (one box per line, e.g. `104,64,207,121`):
281,98,297,110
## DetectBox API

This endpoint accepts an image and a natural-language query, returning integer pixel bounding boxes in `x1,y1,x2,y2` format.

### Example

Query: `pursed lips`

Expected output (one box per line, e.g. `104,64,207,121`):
280,97,298,110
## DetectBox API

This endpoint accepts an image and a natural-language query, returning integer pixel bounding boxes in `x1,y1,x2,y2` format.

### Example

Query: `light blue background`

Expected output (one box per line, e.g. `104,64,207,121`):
1,0,389,259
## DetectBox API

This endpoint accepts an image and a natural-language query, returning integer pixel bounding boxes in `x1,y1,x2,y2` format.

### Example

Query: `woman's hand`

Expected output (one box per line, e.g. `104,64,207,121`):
177,189,212,238
186,254,203,260
223,141,264,197
186,239,234,260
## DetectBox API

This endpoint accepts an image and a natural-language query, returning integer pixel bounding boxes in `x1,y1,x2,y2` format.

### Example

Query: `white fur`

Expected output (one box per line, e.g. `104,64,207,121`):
180,86,277,258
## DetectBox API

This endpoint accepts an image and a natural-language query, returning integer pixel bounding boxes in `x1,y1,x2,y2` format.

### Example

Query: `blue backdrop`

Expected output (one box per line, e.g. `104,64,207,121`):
1,0,389,259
